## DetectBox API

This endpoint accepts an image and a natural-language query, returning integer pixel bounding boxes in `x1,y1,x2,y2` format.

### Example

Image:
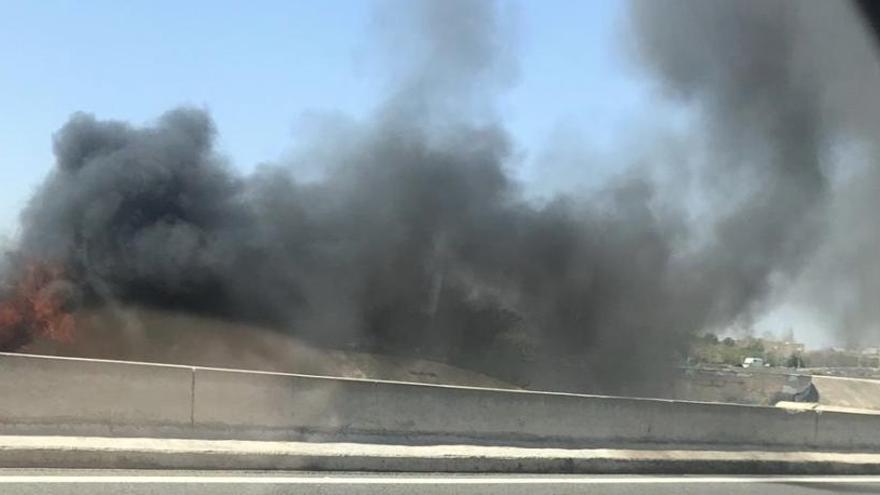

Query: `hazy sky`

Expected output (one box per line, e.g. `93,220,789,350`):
0,0,833,346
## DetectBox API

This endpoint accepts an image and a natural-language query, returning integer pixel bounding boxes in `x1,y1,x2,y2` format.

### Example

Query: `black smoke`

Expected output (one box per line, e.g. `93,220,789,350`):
4,0,875,392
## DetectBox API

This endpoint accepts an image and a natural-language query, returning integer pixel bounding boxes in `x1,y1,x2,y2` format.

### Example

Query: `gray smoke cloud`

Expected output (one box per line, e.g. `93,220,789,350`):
631,0,880,350
767,1,880,348
634,0,830,287
4,0,878,392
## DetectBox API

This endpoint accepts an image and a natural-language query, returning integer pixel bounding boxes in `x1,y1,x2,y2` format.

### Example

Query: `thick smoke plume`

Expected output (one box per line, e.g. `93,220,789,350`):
633,0,880,349
629,0,833,329
3,0,877,391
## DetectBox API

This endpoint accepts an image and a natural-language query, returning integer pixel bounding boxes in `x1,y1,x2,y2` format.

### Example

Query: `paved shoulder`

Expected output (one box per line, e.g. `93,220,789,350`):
5,435,880,474
2,471,880,495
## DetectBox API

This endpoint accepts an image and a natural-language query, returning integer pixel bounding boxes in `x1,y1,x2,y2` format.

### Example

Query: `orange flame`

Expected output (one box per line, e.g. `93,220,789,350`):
0,262,76,350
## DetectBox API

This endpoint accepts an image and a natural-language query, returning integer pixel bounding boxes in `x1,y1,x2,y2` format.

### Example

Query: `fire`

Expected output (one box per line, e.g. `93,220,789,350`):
0,262,76,350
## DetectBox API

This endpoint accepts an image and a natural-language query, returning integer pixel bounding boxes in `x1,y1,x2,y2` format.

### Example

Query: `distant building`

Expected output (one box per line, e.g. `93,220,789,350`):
861,347,880,356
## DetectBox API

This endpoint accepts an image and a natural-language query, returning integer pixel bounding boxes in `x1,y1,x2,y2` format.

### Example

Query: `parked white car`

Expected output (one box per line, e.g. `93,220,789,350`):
742,357,764,368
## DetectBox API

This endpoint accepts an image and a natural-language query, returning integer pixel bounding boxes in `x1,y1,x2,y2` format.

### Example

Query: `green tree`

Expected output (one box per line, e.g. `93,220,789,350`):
746,340,765,354
722,337,736,347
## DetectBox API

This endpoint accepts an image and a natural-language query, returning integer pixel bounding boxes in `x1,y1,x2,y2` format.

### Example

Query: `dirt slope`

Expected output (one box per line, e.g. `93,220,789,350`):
19,305,516,389
812,375,880,410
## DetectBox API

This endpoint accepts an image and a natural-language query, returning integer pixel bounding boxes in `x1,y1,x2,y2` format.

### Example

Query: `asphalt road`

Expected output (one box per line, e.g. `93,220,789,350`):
2,471,880,494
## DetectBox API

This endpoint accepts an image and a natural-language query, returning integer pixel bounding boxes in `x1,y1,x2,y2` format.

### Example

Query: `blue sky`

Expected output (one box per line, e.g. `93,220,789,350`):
0,0,647,237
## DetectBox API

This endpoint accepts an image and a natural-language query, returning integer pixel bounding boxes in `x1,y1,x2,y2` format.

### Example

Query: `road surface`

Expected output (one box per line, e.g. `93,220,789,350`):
2,470,880,494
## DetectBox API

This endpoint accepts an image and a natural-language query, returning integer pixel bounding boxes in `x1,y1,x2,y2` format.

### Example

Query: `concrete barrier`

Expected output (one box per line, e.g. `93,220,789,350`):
0,353,193,436
191,366,819,448
0,352,877,451
816,409,880,450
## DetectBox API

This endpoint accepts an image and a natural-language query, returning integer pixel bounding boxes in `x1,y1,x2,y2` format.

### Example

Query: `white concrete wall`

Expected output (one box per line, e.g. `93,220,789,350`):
0,352,874,450
191,366,818,448
0,353,193,436
816,410,880,450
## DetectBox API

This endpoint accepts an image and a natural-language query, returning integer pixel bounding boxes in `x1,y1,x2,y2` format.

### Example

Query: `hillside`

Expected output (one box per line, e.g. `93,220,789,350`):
19,305,516,389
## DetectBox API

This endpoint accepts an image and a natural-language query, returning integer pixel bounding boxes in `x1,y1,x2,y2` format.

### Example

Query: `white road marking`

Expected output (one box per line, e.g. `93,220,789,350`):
0,475,879,484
